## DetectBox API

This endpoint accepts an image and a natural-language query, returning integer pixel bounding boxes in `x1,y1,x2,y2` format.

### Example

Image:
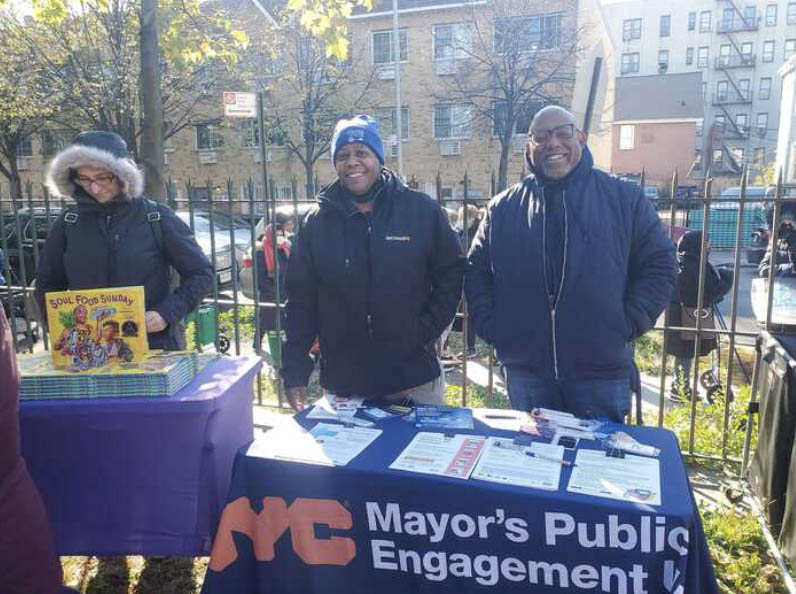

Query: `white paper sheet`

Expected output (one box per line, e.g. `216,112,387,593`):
566,449,661,506
247,421,381,466
389,432,486,479
471,438,565,490
472,408,526,432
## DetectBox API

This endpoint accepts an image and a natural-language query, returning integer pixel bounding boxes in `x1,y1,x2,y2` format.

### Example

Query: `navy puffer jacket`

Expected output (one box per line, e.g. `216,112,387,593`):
465,147,676,380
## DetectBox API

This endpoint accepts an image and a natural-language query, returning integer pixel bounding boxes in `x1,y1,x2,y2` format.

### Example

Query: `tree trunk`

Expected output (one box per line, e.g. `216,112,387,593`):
497,131,513,193
304,157,315,199
139,0,165,202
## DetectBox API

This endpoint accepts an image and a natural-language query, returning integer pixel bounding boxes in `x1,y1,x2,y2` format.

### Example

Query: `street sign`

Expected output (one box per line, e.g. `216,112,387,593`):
222,92,257,118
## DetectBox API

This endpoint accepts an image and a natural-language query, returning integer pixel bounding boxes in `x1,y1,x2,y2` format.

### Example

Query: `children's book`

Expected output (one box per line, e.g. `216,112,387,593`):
45,286,149,370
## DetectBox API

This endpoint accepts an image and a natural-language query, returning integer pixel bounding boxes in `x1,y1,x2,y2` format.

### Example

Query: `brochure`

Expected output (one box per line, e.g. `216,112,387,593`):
248,421,382,467
567,449,661,506
472,437,566,491
389,432,486,479
415,405,474,430
472,408,526,432
306,393,364,421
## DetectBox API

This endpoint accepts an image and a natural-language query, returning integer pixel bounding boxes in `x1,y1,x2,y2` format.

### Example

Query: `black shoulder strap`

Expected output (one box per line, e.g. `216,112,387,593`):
144,198,165,254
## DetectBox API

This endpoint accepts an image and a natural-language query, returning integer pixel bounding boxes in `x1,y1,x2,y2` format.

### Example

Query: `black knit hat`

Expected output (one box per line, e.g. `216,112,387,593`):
72,131,130,160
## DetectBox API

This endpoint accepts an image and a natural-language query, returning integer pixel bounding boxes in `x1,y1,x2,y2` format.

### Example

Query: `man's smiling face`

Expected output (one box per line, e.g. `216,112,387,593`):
528,109,585,180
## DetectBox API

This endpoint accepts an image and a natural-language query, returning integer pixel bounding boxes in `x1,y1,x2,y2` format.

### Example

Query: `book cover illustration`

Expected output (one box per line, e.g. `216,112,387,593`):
45,286,149,370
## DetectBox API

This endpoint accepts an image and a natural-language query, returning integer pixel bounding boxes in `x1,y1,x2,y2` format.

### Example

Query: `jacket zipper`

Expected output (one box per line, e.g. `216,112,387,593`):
541,188,569,380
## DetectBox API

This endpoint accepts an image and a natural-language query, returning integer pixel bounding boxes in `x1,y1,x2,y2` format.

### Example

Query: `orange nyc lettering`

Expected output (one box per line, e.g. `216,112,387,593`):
209,497,356,571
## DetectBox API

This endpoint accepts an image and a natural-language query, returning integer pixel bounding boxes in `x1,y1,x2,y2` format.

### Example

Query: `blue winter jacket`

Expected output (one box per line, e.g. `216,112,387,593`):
465,147,676,381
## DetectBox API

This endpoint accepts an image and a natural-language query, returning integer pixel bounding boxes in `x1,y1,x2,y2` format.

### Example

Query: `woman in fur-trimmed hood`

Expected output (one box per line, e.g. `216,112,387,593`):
34,131,213,350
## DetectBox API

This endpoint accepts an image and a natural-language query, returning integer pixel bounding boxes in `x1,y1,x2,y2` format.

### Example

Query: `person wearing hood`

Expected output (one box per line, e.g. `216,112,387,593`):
664,231,733,402
281,115,465,410
465,106,676,422
34,131,213,350
253,212,293,353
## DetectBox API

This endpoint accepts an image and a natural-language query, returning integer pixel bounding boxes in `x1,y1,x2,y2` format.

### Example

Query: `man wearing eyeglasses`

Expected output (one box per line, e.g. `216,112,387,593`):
465,106,676,422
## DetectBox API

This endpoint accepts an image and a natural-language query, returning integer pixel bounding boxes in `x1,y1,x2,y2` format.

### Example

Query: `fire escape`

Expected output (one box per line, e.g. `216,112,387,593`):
710,0,759,174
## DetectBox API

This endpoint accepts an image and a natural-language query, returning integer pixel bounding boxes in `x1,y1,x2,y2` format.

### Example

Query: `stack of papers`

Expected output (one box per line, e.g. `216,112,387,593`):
17,351,214,400
389,432,486,479
248,421,382,466
567,449,661,505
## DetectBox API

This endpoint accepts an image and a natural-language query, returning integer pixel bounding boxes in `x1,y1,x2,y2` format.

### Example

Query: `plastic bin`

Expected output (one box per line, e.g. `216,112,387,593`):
185,305,217,346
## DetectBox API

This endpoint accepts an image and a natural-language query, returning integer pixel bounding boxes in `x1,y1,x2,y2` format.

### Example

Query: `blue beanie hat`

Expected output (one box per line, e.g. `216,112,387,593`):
331,115,385,165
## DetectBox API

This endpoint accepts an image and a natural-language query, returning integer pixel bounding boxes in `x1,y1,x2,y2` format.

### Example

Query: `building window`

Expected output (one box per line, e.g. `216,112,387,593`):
619,125,635,150
766,3,778,25
372,29,408,64
700,11,712,32
719,44,731,66
433,104,471,139
755,147,765,165
492,100,542,136
715,114,726,130
741,42,754,61
195,123,223,150
760,77,772,99
658,49,669,72
697,46,709,68
786,39,796,60
716,80,728,102
744,6,757,25
660,14,671,37
702,82,707,99
686,47,694,65
495,13,563,53
688,11,696,30
732,147,744,165
696,119,704,136
622,18,642,41
41,129,73,156
621,52,640,74
433,23,471,61
712,149,723,167
694,150,703,170
789,2,796,24
757,112,768,133
240,120,259,148
763,40,775,62
736,113,748,131
18,135,33,158
739,78,750,99
375,107,410,140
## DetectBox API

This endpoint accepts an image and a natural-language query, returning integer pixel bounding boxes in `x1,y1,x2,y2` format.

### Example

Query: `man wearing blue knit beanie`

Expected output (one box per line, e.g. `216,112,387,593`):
281,114,465,410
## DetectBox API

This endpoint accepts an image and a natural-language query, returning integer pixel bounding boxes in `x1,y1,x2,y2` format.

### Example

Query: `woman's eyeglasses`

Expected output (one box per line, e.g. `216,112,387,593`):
75,174,116,188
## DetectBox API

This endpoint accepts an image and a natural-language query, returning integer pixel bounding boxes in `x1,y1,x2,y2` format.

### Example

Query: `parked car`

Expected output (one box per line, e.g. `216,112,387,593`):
0,207,235,289
239,203,315,300
174,212,237,287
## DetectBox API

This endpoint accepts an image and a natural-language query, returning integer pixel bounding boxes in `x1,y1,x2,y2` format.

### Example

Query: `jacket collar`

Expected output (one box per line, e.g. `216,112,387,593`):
318,168,406,216
527,145,594,190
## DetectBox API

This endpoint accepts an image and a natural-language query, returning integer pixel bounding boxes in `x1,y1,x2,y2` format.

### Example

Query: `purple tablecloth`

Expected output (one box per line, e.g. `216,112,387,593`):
19,355,261,556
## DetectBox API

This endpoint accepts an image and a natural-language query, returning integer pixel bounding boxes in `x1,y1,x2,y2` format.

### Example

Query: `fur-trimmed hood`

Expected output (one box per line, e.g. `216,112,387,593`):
45,145,144,199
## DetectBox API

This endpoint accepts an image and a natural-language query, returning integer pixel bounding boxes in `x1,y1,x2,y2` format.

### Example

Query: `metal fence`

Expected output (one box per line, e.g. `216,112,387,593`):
0,169,789,470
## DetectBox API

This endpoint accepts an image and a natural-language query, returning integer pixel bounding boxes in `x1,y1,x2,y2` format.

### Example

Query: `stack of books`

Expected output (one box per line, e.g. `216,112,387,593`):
17,350,218,400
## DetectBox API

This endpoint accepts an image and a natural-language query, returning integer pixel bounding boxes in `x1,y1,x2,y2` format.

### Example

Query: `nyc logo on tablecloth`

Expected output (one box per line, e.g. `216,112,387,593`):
209,497,355,571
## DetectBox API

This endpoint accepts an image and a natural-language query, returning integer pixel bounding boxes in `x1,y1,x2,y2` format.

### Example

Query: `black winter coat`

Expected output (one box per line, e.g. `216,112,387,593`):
281,170,465,397
34,192,213,350
465,147,676,381
664,231,733,358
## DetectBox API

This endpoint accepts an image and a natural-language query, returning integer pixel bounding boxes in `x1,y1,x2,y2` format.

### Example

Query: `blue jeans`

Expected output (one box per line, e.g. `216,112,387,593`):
504,366,631,423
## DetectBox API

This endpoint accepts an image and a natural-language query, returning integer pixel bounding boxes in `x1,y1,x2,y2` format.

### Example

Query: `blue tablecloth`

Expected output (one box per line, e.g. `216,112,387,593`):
20,355,261,556
202,414,718,594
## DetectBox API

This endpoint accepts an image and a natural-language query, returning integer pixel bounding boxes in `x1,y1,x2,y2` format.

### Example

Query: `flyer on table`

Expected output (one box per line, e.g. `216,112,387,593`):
567,449,662,505
389,432,486,479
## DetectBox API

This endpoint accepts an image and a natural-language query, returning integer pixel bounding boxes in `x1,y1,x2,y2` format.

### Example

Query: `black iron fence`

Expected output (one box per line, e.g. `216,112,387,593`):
0,169,790,469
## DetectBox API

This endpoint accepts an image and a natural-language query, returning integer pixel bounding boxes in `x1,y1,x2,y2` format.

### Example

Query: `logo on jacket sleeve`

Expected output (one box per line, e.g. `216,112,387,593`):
385,235,411,242
209,496,356,571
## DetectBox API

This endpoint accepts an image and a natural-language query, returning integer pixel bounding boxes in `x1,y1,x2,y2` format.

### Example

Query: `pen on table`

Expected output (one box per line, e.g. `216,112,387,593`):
525,451,572,466
484,414,519,419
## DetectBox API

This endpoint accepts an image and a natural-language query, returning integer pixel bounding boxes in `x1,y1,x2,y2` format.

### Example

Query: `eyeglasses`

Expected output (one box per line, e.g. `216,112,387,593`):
528,123,576,145
75,174,116,188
